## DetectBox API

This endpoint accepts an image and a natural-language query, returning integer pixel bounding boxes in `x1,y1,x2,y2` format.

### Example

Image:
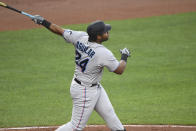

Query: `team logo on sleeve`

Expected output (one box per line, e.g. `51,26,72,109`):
65,30,72,35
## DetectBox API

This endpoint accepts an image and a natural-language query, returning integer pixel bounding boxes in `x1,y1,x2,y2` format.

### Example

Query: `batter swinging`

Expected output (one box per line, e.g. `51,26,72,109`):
32,15,130,131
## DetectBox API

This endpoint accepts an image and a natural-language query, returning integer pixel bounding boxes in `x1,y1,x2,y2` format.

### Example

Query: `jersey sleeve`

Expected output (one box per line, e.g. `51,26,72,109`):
62,29,88,44
98,48,120,72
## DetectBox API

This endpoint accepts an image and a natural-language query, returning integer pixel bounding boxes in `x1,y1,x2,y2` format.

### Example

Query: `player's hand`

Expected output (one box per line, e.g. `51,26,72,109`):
32,15,44,25
120,48,130,57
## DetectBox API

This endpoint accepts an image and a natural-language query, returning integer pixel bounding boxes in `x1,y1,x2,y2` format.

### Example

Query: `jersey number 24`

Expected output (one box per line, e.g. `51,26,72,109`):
75,50,89,72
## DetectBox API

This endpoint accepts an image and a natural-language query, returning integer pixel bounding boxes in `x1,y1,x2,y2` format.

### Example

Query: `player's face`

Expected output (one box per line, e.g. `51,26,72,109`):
97,32,109,43
101,32,109,42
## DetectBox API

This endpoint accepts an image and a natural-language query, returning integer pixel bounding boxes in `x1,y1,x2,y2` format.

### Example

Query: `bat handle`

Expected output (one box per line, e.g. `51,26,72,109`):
21,11,35,19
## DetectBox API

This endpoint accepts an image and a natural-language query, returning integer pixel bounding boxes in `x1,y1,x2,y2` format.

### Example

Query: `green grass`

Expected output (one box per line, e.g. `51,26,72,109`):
0,12,196,127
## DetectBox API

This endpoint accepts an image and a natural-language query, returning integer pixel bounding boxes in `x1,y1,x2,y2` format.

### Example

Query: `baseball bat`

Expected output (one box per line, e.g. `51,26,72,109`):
0,1,35,19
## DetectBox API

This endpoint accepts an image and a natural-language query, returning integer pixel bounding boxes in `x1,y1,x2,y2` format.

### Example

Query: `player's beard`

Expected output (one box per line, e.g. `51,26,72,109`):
101,37,108,42
101,34,109,42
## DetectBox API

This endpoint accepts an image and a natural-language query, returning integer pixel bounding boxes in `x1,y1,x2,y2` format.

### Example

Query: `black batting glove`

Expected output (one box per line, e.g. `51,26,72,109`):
32,15,51,29
120,48,130,62
32,15,44,25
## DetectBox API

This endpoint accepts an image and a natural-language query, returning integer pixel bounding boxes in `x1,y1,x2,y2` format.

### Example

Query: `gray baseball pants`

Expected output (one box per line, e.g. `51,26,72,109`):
56,79,124,131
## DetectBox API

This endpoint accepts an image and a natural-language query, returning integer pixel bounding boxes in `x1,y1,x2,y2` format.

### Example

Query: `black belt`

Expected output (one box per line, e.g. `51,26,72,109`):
74,78,98,87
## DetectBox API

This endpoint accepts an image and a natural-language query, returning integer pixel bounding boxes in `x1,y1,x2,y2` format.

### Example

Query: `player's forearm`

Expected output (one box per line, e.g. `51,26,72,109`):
48,23,64,36
114,48,130,75
114,60,127,75
32,15,64,36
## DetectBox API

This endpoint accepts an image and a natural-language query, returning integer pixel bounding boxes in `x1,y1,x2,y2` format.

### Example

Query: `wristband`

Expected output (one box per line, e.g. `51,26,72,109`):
121,54,128,62
42,20,51,29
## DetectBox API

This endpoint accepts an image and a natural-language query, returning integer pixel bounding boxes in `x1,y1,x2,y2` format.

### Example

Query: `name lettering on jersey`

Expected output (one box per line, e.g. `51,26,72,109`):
76,41,95,58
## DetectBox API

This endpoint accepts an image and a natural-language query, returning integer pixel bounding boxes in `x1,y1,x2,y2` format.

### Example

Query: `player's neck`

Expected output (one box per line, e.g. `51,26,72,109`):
89,40,102,44
89,39,103,44
95,40,102,44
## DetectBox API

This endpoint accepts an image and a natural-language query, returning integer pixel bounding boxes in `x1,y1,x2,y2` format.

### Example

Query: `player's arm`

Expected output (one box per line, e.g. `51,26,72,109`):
114,60,127,75
49,24,64,36
32,15,64,36
114,48,130,75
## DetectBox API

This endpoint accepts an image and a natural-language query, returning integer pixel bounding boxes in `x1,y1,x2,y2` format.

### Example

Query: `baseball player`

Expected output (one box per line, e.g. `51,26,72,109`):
32,15,130,131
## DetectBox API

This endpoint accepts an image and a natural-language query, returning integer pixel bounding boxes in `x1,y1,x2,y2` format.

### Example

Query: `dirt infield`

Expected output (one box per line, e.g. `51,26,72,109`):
1,125,196,131
0,0,196,31
0,0,196,130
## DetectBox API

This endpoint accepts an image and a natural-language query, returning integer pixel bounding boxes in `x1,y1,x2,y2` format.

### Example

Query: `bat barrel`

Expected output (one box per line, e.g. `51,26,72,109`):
0,1,34,19
6,5,21,13
0,2,7,7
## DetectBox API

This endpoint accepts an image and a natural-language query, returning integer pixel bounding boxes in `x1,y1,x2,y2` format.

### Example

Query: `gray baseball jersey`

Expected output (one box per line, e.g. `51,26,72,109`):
63,29,120,85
